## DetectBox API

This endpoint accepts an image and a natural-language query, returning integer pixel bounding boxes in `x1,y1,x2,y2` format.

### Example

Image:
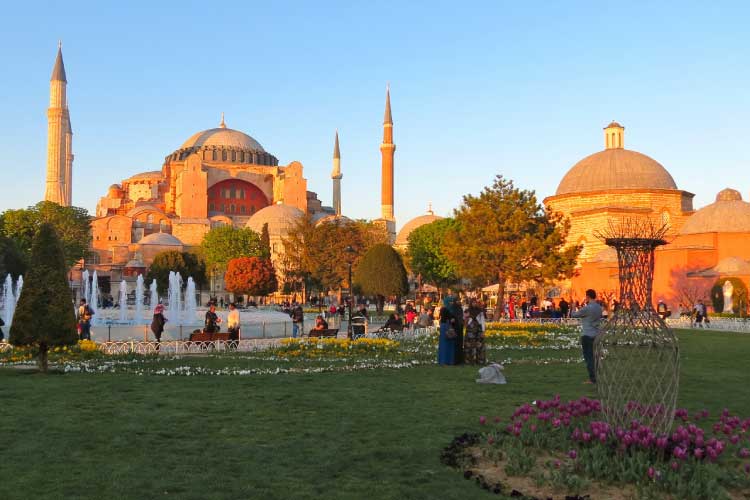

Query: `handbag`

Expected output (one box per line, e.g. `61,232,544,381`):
445,325,457,339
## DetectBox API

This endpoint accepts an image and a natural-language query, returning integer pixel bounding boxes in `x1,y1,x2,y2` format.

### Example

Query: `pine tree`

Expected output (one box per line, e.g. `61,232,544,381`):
9,223,78,372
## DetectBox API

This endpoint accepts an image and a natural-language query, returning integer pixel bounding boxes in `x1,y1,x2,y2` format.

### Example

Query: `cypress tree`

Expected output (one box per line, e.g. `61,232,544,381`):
260,223,271,259
353,244,408,312
9,223,78,372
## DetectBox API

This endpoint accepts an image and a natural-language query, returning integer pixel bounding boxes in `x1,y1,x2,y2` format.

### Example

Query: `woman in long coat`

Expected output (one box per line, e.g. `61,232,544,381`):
150,304,167,350
438,297,457,365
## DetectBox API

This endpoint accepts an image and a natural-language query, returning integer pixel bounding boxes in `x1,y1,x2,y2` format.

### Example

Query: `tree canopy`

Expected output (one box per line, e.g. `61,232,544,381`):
224,257,278,296
407,218,458,288
9,223,78,371
260,223,271,259
200,226,263,273
146,250,207,294
282,217,389,294
353,243,408,309
444,176,579,315
1,201,91,268
0,235,26,279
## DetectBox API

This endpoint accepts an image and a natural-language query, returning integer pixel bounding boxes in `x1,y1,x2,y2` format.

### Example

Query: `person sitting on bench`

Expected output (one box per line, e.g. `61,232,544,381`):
205,304,222,334
314,315,328,331
383,313,404,331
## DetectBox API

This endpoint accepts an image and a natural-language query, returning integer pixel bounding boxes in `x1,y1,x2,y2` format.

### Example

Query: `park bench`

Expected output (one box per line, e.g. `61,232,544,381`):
188,331,230,342
308,329,339,338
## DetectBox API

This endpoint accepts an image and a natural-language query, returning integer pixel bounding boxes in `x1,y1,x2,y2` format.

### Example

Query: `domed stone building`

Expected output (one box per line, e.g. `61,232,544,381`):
90,115,334,278
545,122,695,264
394,206,442,250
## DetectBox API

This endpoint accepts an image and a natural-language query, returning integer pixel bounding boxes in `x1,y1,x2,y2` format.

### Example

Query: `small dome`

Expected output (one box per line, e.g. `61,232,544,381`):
716,188,742,202
605,121,624,129
109,183,122,190
126,171,163,182
314,214,352,226
555,149,678,196
181,127,265,152
395,212,443,246
246,203,304,238
138,233,183,246
680,189,750,235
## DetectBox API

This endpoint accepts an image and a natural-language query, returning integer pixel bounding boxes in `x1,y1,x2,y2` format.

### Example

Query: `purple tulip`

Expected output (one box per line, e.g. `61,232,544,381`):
647,467,655,479
479,416,487,425
694,448,704,459
671,461,680,471
568,449,577,460
739,448,750,458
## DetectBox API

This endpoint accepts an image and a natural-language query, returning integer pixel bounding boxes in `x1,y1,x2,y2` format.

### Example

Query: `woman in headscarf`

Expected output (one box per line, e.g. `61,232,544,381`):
449,296,465,365
438,296,457,365
150,304,167,350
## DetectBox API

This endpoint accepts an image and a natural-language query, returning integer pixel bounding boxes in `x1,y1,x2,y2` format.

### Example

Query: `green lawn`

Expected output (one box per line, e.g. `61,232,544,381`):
1,329,749,500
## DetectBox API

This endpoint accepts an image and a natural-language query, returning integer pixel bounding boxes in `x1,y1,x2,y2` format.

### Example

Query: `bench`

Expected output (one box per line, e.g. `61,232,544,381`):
308,328,339,338
188,331,230,342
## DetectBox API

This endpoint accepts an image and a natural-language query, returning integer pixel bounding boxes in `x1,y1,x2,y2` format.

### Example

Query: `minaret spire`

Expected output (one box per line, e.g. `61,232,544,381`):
332,130,342,216
379,84,396,242
45,43,71,205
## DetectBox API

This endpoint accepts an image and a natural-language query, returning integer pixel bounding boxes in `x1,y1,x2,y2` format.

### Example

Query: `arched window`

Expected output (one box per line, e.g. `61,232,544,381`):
240,205,246,214
222,150,227,161
146,214,154,229
230,187,236,199
212,150,217,161
230,204,236,213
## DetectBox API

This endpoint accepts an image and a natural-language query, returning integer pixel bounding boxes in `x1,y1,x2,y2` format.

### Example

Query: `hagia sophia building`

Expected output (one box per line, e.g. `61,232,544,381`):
43,46,750,307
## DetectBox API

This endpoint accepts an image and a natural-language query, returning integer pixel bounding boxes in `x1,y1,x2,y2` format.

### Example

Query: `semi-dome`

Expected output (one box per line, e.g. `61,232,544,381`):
556,149,677,196
181,127,265,152
246,203,304,237
126,171,163,182
679,188,750,235
137,233,183,246
395,210,443,247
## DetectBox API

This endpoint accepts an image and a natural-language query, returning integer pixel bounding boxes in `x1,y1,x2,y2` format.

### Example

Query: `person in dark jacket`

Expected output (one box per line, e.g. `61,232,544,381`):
205,304,221,334
383,313,404,331
150,304,167,350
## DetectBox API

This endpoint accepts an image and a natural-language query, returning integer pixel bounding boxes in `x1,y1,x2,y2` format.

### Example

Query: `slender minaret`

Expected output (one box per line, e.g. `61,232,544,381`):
45,42,71,206
331,130,342,216
380,85,395,222
63,113,73,205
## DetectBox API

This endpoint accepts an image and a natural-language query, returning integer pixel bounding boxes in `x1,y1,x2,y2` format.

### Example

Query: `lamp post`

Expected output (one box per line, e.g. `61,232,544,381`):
345,245,356,339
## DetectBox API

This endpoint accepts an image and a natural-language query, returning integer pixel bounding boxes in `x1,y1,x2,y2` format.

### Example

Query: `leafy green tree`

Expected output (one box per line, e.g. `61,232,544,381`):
407,218,458,289
0,235,27,278
224,257,278,296
146,251,207,294
260,223,271,259
200,226,263,273
444,175,580,317
1,201,91,268
353,244,408,312
9,223,78,372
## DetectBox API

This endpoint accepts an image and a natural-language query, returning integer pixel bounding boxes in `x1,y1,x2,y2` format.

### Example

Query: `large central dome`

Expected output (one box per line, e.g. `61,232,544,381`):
555,148,677,196
181,127,265,152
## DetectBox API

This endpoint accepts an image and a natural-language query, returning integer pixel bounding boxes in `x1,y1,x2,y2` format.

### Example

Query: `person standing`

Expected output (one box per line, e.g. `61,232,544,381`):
449,295,465,364
437,297,457,365
227,303,240,348
559,297,570,318
291,304,304,337
204,304,221,334
77,298,94,341
571,289,603,384
150,304,167,351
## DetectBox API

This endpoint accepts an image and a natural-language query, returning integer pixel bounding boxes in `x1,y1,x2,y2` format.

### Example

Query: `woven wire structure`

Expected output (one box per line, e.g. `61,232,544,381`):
593,219,680,436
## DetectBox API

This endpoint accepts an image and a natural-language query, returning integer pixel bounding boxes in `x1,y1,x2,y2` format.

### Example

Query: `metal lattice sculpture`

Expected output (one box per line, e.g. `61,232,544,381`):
593,219,680,436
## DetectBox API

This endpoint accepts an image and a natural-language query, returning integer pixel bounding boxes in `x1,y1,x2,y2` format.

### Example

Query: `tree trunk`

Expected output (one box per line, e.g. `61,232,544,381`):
38,343,49,373
493,274,505,320
376,295,385,313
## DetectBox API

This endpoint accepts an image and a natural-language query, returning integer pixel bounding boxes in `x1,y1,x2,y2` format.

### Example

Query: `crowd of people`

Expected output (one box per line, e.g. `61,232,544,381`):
437,296,488,366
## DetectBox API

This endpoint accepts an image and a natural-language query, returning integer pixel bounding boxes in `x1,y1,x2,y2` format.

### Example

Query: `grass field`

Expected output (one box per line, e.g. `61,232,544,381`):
1,329,749,500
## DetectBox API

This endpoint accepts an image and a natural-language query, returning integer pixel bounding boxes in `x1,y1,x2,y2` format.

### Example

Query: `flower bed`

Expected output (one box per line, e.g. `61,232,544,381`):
0,339,109,364
443,396,750,499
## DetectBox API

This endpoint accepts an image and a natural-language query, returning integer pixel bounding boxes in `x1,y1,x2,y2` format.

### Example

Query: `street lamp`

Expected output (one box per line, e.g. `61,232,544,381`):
345,245,356,339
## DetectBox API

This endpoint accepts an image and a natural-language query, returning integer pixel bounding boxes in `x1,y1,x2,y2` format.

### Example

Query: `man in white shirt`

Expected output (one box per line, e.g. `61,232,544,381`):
227,303,240,347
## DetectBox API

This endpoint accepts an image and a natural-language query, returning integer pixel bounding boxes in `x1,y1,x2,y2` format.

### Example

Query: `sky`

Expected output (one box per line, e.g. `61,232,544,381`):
1,1,749,230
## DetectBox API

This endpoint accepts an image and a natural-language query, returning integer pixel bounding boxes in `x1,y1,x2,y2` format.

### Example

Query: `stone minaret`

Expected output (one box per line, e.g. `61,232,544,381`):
331,130,342,216
604,121,624,150
45,43,72,206
380,85,396,227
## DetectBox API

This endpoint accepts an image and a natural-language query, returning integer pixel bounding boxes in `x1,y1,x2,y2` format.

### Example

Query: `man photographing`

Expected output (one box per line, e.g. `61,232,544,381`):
571,289,603,384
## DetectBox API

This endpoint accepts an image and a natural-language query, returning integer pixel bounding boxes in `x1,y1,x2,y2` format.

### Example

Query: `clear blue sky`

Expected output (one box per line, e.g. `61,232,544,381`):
1,1,749,229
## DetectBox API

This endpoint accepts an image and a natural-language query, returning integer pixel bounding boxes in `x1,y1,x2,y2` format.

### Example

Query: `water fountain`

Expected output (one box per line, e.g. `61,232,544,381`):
118,280,128,322
82,269,90,305
3,274,16,328
15,275,23,303
150,279,158,312
90,270,99,316
184,277,197,324
135,274,145,324
167,271,182,325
